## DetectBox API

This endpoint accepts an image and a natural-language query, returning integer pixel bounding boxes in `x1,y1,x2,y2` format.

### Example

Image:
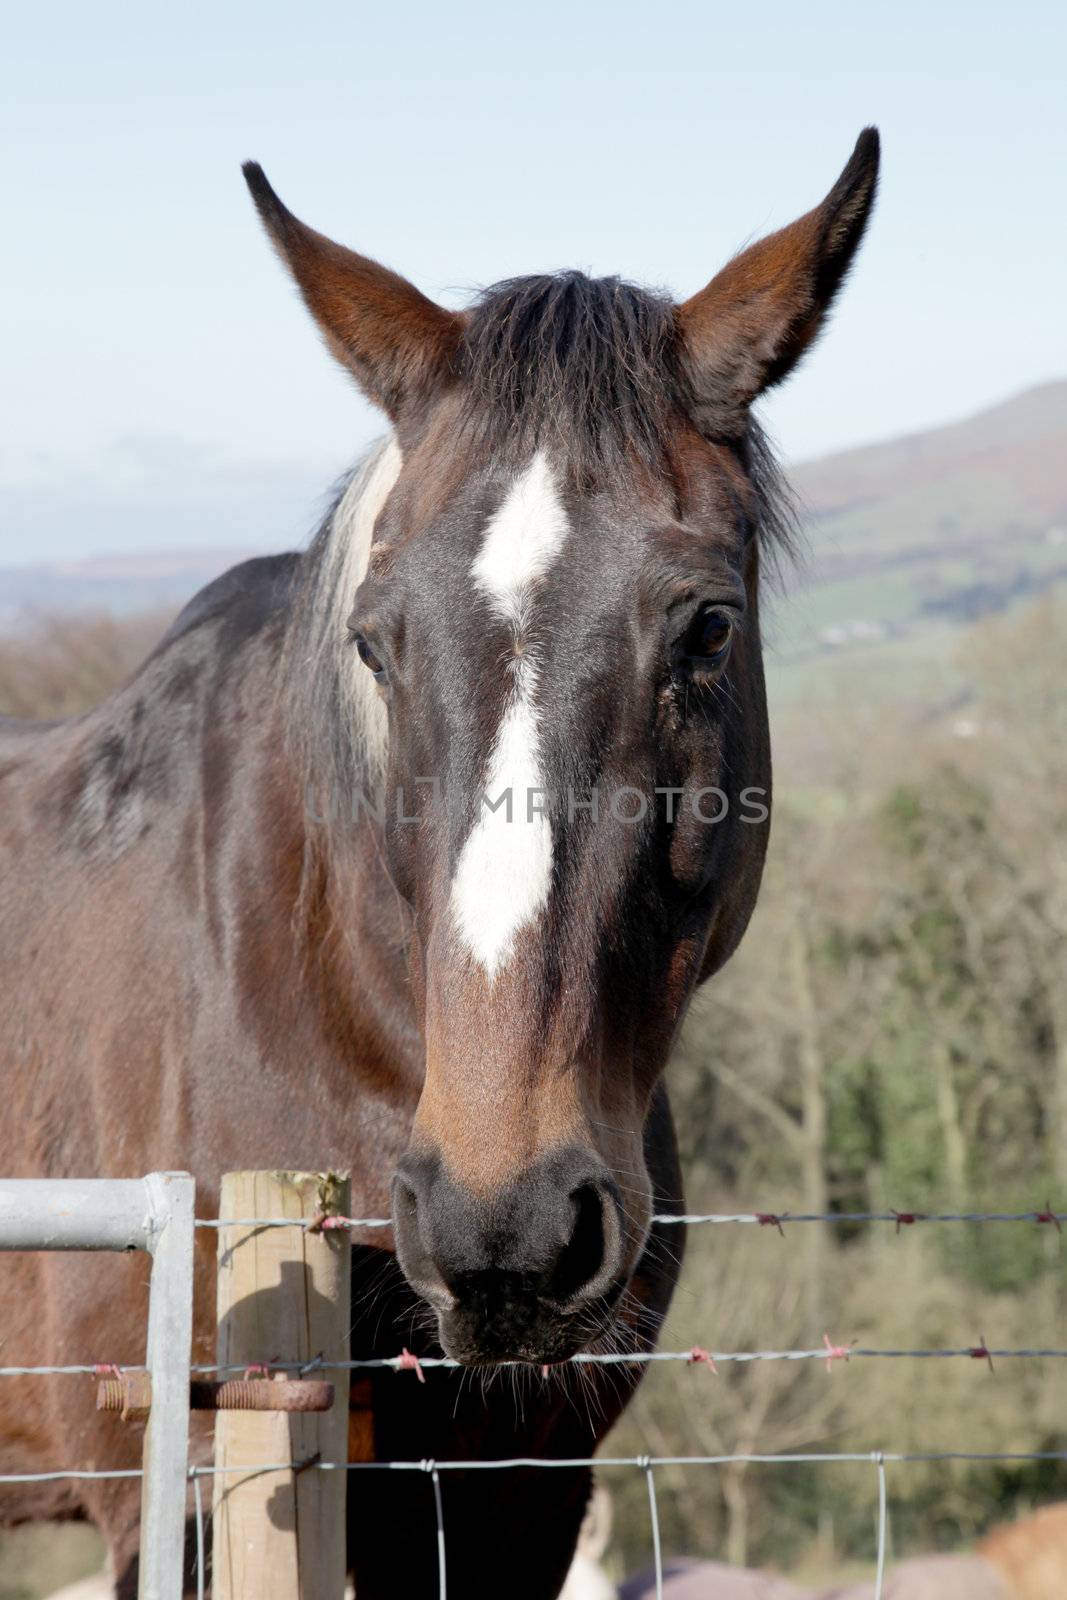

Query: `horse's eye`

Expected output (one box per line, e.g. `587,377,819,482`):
682,607,733,669
351,631,385,679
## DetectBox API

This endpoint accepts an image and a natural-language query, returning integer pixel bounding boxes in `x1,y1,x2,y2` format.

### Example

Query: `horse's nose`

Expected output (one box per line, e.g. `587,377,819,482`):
392,1148,625,1361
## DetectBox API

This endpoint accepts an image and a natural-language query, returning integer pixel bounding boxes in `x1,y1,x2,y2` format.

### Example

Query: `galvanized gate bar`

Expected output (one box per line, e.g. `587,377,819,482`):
140,1173,196,1600
0,1177,158,1251
0,1173,196,1600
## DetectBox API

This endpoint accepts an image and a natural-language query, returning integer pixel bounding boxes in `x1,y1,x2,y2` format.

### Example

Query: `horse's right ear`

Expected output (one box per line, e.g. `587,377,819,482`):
243,163,464,423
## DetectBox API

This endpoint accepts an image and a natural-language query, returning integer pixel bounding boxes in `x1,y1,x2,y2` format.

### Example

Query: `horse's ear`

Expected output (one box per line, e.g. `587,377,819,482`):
243,163,465,422
676,128,880,436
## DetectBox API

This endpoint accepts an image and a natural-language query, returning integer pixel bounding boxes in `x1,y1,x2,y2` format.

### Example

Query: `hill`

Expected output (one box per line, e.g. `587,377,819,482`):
767,379,1067,705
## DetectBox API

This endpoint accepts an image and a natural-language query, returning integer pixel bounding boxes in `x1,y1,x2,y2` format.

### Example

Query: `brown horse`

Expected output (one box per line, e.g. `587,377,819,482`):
0,131,879,1596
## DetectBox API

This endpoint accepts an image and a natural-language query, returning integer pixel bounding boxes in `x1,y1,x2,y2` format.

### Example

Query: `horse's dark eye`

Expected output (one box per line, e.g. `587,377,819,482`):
352,632,385,678
682,607,733,669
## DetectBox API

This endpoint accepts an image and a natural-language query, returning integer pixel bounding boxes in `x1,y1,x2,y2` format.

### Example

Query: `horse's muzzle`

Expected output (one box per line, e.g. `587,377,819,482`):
391,1146,628,1364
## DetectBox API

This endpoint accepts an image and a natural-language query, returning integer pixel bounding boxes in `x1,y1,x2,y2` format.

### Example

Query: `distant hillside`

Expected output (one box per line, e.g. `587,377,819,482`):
795,380,1067,524
783,379,1067,639
0,546,258,626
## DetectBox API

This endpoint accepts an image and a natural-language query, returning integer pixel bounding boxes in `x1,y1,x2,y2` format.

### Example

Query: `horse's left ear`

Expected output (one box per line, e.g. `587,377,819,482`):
677,128,880,436
243,163,465,423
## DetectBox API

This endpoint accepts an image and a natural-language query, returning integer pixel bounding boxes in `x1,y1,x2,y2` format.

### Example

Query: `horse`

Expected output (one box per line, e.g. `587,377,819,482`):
0,129,879,1597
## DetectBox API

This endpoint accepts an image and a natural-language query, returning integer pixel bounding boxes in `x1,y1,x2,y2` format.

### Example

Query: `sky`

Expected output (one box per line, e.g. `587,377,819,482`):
1,0,1064,564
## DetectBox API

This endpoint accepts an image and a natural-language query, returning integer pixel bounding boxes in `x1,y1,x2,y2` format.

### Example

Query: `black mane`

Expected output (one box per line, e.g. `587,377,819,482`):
459,272,680,469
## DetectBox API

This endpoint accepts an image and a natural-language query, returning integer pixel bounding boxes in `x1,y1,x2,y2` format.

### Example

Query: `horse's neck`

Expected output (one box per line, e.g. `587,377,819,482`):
275,667,418,1047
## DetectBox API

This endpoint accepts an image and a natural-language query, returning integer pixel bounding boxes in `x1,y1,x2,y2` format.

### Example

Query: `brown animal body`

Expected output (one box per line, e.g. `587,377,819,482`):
978,1502,1067,1600
618,1503,1067,1599
623,1555,1010,1598
0,132,880,1596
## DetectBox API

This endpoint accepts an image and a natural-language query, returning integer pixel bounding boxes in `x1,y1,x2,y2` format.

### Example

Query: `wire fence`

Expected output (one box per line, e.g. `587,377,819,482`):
7,1206,1063,1380
2,1198,1064,1600
7,1449,1067,1600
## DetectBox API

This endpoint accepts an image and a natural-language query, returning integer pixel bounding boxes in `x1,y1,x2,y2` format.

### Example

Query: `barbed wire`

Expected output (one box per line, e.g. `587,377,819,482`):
4,1340,1066,1382
194,1205,1066,1231
6,1203,1059,1379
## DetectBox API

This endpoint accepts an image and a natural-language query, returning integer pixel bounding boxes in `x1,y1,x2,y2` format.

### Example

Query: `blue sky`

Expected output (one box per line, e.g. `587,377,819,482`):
1,0,1064,563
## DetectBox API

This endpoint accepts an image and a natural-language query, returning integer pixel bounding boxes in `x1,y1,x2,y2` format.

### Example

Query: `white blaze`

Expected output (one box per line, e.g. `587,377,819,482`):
450,452,570,978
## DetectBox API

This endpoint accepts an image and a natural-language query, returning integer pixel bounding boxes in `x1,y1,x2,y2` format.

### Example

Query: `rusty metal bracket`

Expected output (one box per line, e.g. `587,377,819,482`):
191,1378,335,1412
97,1372,335,1420
97,1370,153,1422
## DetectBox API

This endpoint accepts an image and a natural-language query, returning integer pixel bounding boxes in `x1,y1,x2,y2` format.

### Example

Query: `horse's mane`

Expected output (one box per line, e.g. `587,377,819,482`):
283,443,398,818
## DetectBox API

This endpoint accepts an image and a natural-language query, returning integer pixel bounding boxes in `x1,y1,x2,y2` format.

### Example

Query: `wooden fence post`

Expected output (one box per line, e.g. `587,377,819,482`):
212,1170,351,1600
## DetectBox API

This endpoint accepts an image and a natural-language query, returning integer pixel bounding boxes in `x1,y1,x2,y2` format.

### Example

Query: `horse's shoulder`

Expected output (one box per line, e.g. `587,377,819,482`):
150,552,303,656
0,552,305,844
0,553,303,751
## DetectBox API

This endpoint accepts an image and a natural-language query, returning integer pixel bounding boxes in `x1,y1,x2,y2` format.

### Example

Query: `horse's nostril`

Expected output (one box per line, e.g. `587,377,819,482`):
392,1170,454,1306
393,1172,419,1228
392,1172,424,1255
547,1182,616,1305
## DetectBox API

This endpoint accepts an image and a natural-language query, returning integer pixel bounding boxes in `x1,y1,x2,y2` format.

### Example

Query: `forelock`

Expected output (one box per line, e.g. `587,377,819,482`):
458,272,680,471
